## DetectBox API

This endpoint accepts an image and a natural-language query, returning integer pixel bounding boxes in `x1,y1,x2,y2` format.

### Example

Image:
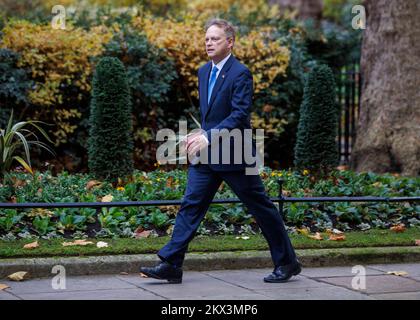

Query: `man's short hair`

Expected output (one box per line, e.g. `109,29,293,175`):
205,18,236,43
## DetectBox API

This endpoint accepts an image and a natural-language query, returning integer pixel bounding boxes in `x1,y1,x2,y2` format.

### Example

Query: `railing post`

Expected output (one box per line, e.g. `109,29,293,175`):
93,207,102,234
278,179,285,220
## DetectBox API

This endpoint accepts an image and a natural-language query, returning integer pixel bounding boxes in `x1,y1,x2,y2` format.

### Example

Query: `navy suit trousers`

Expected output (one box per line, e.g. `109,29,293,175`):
158,164,297,268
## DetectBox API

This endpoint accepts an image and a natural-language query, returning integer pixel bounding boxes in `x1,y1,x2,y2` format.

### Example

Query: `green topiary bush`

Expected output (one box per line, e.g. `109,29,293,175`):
294,64,339,176
88,56,134,181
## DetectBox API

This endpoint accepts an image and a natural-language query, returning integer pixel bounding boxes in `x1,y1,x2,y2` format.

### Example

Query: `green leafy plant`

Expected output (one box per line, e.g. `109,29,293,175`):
32,216,53,236
0,209,23,232
0,110,54,181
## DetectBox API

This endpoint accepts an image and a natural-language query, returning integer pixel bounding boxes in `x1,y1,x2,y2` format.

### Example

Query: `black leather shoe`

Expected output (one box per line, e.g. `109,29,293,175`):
140,261,183,284
264,260,302,283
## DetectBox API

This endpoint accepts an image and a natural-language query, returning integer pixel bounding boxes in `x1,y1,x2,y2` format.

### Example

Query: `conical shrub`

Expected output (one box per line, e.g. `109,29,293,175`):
294,64,339,175
88,57,133,180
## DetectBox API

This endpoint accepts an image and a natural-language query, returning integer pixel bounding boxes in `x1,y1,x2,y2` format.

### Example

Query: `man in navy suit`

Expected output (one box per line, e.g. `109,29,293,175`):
140,19,301,283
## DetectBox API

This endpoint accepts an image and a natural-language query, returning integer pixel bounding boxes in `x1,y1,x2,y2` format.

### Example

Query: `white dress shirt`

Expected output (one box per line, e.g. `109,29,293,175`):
211,53,232,80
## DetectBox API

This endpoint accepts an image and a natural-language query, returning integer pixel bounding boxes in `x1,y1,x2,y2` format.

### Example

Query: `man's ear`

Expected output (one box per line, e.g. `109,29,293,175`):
227,37,234,49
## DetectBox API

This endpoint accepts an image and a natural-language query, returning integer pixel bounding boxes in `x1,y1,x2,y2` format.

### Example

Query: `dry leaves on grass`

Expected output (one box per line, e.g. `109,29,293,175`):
308,232,323,240
235,236,250,240
326,228,344,235
23,241,39,249
8,271,30,281
390,224,406,233
62,240,94,247
328,234,346,241
387,271,409,277
0,284,10,290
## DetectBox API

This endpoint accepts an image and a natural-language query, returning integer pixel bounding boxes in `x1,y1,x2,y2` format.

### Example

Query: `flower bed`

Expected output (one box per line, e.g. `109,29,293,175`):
0,168,419,240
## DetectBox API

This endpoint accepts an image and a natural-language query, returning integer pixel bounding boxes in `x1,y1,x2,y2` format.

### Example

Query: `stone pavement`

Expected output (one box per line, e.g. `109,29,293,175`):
0,263,419,300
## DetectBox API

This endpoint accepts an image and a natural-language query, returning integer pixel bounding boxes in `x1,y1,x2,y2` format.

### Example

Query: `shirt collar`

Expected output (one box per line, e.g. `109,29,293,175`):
212,53,231,71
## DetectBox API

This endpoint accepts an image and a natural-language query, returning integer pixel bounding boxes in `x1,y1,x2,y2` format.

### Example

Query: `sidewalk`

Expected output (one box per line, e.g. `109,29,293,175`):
1,263,419,300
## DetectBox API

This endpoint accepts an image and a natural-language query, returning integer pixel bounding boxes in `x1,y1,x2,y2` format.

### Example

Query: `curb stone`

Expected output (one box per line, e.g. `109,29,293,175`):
1,246,419,279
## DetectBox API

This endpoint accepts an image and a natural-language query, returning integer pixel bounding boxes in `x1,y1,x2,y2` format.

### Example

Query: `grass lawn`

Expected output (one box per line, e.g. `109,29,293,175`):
0,228,419,259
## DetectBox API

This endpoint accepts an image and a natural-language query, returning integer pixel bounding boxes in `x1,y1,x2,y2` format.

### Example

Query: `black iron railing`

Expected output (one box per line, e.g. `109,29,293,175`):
336,63,361,165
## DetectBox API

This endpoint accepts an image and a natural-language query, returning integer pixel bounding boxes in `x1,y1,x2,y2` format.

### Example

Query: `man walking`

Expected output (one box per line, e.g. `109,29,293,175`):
140,19,301,283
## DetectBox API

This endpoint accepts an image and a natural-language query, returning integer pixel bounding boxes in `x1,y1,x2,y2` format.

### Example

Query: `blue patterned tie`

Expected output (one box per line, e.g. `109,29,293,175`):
207,66,219,104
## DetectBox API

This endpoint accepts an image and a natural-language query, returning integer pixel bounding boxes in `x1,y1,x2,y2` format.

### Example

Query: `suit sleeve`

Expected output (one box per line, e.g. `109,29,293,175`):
205,69,253,144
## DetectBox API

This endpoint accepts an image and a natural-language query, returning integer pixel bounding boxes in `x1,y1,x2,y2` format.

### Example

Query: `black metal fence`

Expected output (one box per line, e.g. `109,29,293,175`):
336,63,361,165
1,180,419,225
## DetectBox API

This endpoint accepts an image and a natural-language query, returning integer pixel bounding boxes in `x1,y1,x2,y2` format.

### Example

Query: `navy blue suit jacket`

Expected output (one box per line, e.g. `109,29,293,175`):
196,54,256,171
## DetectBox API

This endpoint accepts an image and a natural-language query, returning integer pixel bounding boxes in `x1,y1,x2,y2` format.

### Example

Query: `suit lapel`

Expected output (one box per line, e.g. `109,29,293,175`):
204,54,235,121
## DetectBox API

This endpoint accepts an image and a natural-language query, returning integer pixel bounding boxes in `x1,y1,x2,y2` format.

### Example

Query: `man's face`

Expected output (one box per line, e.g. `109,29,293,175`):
205,25,233,63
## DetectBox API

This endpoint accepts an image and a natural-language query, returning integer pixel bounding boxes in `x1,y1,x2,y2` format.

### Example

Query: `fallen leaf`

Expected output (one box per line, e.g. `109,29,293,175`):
23,241,39,250
8,271,29,281
326,228,344,235
120,272,129,275
297,228,310,235
86,180,102,190
135,230,151,239
387,271,408,277
308,232,323,240
12,178,27,188
329,234,346,241
235,236,250,240
62,240,94,247
0,284,10,290
166,225,174,235
166,176,174,188
139,272,148,278
390,224,406,233
415,239,420,246
336,165,348,171
96,241,108,248
101,194,114,202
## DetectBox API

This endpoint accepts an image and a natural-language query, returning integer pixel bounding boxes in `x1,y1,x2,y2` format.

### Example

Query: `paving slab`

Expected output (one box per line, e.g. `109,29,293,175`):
118,271,257,299
254,286,372,300
300,265,386,278
0,291,20,300
1,263,418,300
203,269,330,290
367,263,420,278
369,291,420,300
317,274,420,294
16,288,162,300
2,274,137,295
